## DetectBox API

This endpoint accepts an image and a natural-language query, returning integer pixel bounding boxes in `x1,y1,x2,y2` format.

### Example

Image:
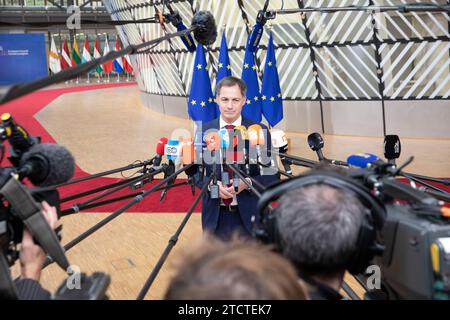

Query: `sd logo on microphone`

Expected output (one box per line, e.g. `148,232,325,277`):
165,140,182,160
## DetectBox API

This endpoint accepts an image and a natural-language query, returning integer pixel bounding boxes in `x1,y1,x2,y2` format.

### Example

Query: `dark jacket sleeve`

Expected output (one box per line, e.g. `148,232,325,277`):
14,278,51,300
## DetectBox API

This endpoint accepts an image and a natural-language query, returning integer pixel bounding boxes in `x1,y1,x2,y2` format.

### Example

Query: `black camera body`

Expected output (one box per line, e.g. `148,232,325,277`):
374,203,450,299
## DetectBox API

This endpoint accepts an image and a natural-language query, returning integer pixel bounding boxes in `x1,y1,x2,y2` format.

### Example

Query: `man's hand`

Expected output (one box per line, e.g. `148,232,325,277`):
19,201,60,281
234,178,251,195
218,183,234,200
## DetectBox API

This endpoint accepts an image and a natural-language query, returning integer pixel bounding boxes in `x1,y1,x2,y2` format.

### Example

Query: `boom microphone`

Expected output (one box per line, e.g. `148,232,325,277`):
384,135,401,164
165,11,196,52
307,132,325,161
19,143,75,187
191,11,217,46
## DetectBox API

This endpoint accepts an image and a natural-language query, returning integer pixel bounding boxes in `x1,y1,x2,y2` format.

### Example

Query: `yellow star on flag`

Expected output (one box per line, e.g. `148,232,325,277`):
191,100,196,105
252,65,257,70
262,95,267,101
208,97,213,103
270,96,275,102
277,93,281,98
268,61,273,67
244,63,249,69
218,63,223,68
197,64,202,70
201,101,206,107
226,64,231,70
254,96,259,101
205,65,209,71
246,99,251,105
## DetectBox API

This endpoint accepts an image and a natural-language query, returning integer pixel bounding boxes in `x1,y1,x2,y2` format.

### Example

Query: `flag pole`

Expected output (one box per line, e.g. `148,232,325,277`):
117,72,120,82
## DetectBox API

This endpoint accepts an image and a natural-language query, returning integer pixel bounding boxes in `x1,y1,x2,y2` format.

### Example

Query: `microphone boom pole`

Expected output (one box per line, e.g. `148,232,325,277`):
43,163,195,268
136,174,213,300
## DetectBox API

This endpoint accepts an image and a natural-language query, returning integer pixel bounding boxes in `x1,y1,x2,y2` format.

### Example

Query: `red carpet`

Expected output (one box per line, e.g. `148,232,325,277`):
0,83,201,213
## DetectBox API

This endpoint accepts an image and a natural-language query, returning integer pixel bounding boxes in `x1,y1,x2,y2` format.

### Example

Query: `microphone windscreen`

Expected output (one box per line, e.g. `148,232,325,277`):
156,137,168,156
384,135,401,160
234,126,248,140
248,22,264,52
21,143,75,186
271,129,288,148
307,132,324,151
191,11,217,45
218,129,230,148
347,153,380,169
248,124,264,146
205,132,220,151
165,140,181,160
181,137,195,165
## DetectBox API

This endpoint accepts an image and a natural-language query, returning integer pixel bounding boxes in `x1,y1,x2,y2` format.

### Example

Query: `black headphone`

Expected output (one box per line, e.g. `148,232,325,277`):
253,170,386,274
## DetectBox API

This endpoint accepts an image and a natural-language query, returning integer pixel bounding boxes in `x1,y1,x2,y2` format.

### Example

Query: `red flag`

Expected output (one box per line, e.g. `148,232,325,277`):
123,54,133,73
102,36,113,74
60,39,72,70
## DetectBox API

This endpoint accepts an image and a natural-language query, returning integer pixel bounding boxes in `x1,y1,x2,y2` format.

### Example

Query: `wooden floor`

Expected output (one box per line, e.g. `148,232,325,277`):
10,84,450,300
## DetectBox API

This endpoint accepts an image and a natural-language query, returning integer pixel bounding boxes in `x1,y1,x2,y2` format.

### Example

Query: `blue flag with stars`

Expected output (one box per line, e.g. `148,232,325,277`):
261,32,283,127
188,44,218,123
216,31,232,85
241,39,262,122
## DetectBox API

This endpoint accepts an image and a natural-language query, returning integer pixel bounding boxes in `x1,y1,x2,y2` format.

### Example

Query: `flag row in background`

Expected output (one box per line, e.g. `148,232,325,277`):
188,31,283,127
48,35,133,79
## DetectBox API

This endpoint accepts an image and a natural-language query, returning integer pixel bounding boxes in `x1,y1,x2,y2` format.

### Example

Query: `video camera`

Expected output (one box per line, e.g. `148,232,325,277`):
346,156,450,300
0,113,110,300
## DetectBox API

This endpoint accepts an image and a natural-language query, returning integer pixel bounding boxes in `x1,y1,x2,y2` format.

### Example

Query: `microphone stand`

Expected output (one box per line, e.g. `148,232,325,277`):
42,163,195,268
67,166,166,210
403,172,450,186
60,181,190,216
401,173,450,195
136,174,213,300
272,150,319,168
59,175,150,203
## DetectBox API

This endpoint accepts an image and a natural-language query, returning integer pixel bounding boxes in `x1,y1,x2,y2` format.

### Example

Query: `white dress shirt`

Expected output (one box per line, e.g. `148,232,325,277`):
218,115,251,206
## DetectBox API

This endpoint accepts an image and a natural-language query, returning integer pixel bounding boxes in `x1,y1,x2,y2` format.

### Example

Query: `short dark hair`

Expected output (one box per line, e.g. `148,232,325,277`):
164,235,308,300
216,76,247,97
277,183,365,276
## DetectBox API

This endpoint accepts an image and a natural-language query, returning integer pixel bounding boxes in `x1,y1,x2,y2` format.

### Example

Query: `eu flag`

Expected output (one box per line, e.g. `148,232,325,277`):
261,32,283,127
188,45,218,123
216,31,232,85
241,38,262,123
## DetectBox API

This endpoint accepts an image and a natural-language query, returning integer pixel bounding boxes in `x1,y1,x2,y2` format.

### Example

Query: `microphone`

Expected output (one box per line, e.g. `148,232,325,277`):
161,139,182,201
19,143,75,187
204,131,220,199
307,132,325,161
247,20,264,52
307,132,348,166
218,129,231,184
191,11,217,46
153,137,168,167
347,153,380,169
247,4,274,52
181,137,198,196
271,129,292,175
165,11,196,52
1,113,40,166
384,135,401,165
234,126,250,175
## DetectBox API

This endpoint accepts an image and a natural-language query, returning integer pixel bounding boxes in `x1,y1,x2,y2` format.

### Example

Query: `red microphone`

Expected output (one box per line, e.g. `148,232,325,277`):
205,132,221,152
154,137,168,167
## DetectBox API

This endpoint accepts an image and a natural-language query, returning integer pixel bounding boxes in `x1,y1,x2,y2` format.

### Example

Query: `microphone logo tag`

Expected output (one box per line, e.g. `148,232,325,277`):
394,141,400,154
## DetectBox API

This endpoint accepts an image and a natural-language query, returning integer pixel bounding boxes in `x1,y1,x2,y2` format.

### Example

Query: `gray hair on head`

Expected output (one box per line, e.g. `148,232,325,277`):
276,183,365,275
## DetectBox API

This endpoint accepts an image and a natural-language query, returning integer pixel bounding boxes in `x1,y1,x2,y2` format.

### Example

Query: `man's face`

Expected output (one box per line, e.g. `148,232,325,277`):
217,84,245,123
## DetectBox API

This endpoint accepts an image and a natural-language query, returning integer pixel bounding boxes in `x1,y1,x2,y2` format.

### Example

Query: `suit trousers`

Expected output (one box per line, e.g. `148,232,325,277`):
214,206,251,241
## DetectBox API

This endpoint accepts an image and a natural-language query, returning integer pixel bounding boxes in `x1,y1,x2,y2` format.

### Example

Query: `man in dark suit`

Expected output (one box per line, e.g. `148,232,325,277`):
195,76,279,240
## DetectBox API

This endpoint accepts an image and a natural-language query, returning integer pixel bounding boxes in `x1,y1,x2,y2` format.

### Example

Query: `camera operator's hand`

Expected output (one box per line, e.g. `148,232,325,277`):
19,201,60,281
